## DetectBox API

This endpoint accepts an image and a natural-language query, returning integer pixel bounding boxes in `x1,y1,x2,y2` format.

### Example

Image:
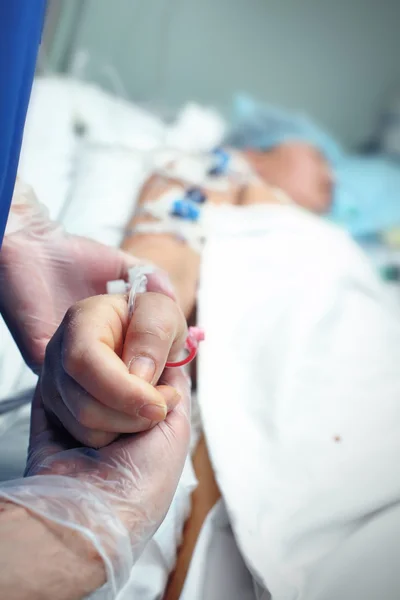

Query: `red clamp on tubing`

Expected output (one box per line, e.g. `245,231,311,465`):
166,326,205,368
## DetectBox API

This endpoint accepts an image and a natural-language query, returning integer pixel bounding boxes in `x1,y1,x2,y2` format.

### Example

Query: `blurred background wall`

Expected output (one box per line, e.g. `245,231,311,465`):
45,0,400,148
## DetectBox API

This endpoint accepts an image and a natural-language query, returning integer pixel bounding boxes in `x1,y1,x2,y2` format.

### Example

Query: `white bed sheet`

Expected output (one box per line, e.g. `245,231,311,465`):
181,500,257,600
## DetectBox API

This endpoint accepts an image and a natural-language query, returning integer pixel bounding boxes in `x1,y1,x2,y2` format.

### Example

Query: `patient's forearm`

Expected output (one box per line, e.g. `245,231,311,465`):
122,176,200,317
121,170,253,317
122,230,199,318
0,500,105,600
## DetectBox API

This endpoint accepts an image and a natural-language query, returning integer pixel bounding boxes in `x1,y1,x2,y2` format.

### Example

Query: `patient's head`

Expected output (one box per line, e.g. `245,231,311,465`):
244,142,334,214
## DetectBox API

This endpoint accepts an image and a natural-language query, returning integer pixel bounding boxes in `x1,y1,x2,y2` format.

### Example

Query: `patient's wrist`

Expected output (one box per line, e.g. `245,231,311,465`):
122,231,199,317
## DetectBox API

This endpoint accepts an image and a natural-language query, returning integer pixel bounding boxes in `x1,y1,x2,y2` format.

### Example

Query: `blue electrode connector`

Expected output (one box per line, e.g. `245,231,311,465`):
170,199,201,222
0,0,46,247
186,187,207,204
169,187,207,221
208,147,230,176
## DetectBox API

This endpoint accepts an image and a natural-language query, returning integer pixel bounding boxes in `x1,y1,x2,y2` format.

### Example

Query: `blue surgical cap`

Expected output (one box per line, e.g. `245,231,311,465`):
226,94,343,167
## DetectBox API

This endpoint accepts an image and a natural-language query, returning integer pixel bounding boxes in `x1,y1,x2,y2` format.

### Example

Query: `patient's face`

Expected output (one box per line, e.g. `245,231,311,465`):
244,142,334,214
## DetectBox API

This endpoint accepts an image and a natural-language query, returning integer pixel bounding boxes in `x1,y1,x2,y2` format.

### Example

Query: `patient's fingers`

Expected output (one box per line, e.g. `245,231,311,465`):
47,370,180,446
122,292,187,386
60,294,185,414
45,388,119,449
41,292,187,446
58,296,168,415
62,337,171,418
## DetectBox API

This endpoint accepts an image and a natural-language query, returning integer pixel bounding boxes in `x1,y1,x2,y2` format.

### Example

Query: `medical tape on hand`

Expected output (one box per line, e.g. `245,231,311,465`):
135,187,206,253
107,266,204,367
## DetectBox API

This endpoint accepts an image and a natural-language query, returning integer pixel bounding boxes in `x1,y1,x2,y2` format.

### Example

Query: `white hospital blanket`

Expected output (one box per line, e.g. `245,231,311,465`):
198,204,400,599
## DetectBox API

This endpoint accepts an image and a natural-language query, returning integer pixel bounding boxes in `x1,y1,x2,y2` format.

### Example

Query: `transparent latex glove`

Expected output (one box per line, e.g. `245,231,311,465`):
0,364,191,598
40,293,188,447
0,180,175,373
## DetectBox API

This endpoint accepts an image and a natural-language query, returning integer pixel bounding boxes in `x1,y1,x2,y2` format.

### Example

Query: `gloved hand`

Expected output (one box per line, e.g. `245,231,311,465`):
0,180,175,373
41,293,188,447
0,361,191,599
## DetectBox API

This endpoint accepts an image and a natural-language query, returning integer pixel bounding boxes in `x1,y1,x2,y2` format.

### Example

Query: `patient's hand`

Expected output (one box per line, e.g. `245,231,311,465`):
40,293,188,448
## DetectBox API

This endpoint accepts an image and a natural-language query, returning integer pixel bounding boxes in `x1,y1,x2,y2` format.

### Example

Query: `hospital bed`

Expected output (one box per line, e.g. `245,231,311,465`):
2,76,400,600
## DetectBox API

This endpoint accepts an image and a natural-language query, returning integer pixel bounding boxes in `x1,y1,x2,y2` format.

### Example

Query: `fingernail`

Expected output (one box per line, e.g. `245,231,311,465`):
138,403,167,422
129,356,156,382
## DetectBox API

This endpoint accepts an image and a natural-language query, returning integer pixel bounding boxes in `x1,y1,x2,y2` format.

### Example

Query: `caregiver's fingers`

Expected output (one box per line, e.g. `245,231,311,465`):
116,367,192,471
161,367,192,426
109,369,192,509
122,292,188,386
